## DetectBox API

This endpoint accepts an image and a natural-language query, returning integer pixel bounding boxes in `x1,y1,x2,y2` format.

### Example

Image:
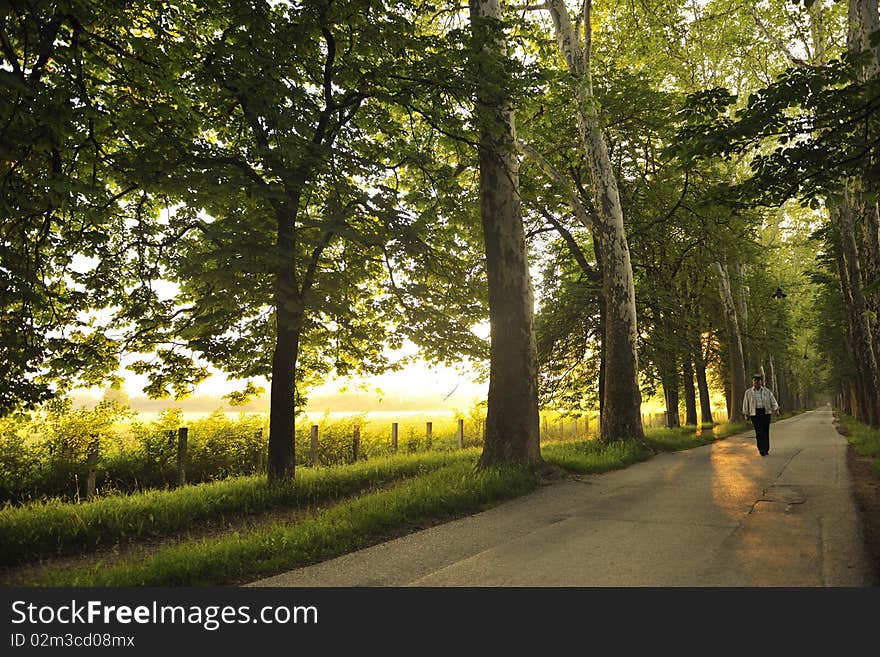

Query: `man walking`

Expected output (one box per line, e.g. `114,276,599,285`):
742,374,780,456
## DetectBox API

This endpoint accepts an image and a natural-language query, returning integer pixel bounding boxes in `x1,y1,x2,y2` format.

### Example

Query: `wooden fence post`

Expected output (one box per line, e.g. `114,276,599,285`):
426,422,432,448
310,425,319,466
253,429,263,472
85,437,99,500
457,419,464,448
391,423,398,452
177,427,188,487
352,426,360,462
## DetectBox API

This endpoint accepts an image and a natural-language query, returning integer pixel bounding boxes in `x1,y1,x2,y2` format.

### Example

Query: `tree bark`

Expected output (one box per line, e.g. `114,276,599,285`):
712,262,748,421
732,263,751,377
267,206,303,481
768,353,779,401
545,0,643,443
861,202,880,362
841,0,880,427
657,313,680,428
470,0,541,466
662,370,681,428
683,355,698,426
693,336,713,425
847,0,880,368
830,195,880,426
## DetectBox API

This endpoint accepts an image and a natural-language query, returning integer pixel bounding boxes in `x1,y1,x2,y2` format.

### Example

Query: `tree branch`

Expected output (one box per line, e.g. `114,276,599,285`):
538,206,600,283
516,138,595,229
748,7,809,69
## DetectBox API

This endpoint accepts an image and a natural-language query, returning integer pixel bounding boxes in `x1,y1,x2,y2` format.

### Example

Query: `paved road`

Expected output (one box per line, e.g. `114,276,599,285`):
249,406,875,586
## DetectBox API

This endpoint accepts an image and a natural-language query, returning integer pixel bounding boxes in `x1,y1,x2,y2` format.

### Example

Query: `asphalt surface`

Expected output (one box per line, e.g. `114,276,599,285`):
248,405,875,587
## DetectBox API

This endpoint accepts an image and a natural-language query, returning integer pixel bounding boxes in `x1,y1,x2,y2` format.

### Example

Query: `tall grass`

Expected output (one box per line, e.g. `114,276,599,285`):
542,439,650,472
645,426,714,451
5,412,785,585
0,450,477,566
838,414,880,476
37,461,540,586
712,420,752,439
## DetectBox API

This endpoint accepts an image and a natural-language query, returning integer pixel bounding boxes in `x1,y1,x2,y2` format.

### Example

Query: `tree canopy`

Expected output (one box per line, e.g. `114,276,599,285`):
4,0,879,479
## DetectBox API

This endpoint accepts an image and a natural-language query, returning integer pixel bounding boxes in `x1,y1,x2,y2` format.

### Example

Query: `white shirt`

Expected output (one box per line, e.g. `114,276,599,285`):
742,386,779,416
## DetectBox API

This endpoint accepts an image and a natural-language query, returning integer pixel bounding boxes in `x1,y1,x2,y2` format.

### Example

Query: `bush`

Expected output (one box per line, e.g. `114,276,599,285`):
0,402,485,503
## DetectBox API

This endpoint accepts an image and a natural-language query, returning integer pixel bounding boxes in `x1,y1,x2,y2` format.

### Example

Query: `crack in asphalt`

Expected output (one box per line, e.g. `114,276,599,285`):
745,448,806,514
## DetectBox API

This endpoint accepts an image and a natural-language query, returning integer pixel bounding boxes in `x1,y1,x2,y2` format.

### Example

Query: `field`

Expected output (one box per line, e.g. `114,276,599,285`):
0,415,758,586
0,399,599,504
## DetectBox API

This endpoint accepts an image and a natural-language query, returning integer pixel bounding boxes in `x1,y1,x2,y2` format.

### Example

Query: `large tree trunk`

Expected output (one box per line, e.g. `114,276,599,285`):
861,203,880,361
683,355,698,426
267,324,299,481
848,0,880,370
597,299,606,427
848,0,880,75
267,215,302,481
546,0,643,443
842,0,880,426
470,0,541,466
830,195,880,426
712,262,748,421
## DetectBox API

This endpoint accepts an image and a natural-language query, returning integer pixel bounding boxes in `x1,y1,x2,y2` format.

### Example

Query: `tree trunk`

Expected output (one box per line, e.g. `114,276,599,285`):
598,311,606,428
768,353,779,400
842,0,880,426
848,0,880,368
470,0,541,466
593,238,606,428
831,195,880,426
267,205,302,480
683,355,698,426
848,0,880,76
693,337,713,425
861,202,880,361
712,262,748,421
657,316,680,428
546,0,643,443
733,263,751,377
663,374,681,428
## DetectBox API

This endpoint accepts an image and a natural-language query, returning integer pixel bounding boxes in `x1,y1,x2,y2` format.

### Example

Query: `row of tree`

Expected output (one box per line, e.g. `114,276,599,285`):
3,1,878,485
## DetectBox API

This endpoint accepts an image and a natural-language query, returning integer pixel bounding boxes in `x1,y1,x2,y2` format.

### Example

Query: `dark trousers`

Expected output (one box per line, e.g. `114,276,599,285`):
750,409,771,454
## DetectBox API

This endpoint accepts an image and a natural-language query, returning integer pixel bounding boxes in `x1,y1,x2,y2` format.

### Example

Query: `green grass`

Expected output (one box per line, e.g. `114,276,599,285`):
36,461,540,586
838,414,880,476
645,425,714,451
8,413,786,586
0,449,477,566
542,439,651,472
711,420,752,439
541,416,768,470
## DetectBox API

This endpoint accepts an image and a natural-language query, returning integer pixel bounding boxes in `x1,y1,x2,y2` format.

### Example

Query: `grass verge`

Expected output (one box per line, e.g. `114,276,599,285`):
10,413,795,586
837,414,880,476
36,461,539,586
646,426,715,451
0,450,476,567
542,439,651,472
